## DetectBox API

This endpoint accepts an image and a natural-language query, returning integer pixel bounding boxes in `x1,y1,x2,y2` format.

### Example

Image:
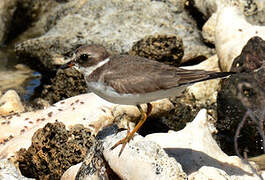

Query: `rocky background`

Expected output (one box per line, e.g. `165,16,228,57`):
0,0,265,179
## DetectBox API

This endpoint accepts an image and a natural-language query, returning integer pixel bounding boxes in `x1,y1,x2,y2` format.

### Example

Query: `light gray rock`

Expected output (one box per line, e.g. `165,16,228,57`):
0,159,34,180
202,13,217,44
103,131,187,180
192,0,265,19
196,0,265,45
15,0,214,70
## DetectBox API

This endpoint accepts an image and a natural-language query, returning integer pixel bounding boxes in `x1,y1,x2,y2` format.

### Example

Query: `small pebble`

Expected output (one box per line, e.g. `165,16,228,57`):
20,129,25,134
48,112,53,117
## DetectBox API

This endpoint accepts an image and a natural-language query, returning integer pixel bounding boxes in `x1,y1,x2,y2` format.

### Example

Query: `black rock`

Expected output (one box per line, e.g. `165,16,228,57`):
217,36,265,157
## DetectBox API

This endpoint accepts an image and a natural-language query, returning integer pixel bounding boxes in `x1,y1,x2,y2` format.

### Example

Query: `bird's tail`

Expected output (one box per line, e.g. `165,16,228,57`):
178,71,235,86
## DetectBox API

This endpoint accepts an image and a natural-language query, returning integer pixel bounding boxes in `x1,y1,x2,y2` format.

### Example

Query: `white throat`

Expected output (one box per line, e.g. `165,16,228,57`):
75,57,110,76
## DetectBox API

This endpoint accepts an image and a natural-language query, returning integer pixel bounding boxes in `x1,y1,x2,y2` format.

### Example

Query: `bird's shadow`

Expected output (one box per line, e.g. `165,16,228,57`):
165,148,253,176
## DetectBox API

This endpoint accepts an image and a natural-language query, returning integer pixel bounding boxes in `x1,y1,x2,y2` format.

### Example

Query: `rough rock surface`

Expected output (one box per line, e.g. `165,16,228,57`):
129,34,184,66
16,122,95,179
40,68,87,104
14,0,214,72
103,131,187,180
217,36,265,157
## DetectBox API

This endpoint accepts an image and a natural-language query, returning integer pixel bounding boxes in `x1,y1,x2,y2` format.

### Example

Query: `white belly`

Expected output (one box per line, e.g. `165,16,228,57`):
86,82,187,105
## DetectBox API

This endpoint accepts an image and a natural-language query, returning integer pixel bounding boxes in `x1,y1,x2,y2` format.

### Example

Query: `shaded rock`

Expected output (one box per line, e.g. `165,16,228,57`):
16,122,95,179
0,90,24,116
146,109,261,179
217,36,265,157
0,0,17,44
129,34,184,66
0,0,59,45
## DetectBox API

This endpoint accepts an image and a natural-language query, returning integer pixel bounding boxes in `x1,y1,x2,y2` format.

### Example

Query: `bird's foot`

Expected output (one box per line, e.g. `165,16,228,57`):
110,103,152,156
110,129,135,156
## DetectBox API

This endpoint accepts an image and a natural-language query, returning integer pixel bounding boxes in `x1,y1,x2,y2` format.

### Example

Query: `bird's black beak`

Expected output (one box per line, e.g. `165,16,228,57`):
60,61,74,69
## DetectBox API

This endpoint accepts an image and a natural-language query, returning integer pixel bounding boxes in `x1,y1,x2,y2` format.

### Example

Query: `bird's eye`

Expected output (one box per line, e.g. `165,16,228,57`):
80,54,89,61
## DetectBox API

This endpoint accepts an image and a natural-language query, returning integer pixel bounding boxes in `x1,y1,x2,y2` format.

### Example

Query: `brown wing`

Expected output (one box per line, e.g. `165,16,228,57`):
95,55,229,94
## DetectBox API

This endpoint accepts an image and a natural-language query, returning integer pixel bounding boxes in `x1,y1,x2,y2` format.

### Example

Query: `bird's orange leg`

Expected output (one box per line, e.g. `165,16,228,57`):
110,103,152,156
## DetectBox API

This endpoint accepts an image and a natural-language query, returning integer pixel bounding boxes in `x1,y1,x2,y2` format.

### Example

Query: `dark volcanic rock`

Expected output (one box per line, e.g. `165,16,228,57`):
231,36,265,73
40,68,87,104
216,36,265,157
129,34,184,66
16,122,95,180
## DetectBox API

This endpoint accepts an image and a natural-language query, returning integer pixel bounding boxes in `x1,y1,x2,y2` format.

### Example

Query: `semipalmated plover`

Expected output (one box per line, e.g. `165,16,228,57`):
62,44,233,156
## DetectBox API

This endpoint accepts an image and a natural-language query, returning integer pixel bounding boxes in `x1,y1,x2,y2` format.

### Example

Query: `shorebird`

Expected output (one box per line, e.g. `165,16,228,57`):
62,44,233,156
